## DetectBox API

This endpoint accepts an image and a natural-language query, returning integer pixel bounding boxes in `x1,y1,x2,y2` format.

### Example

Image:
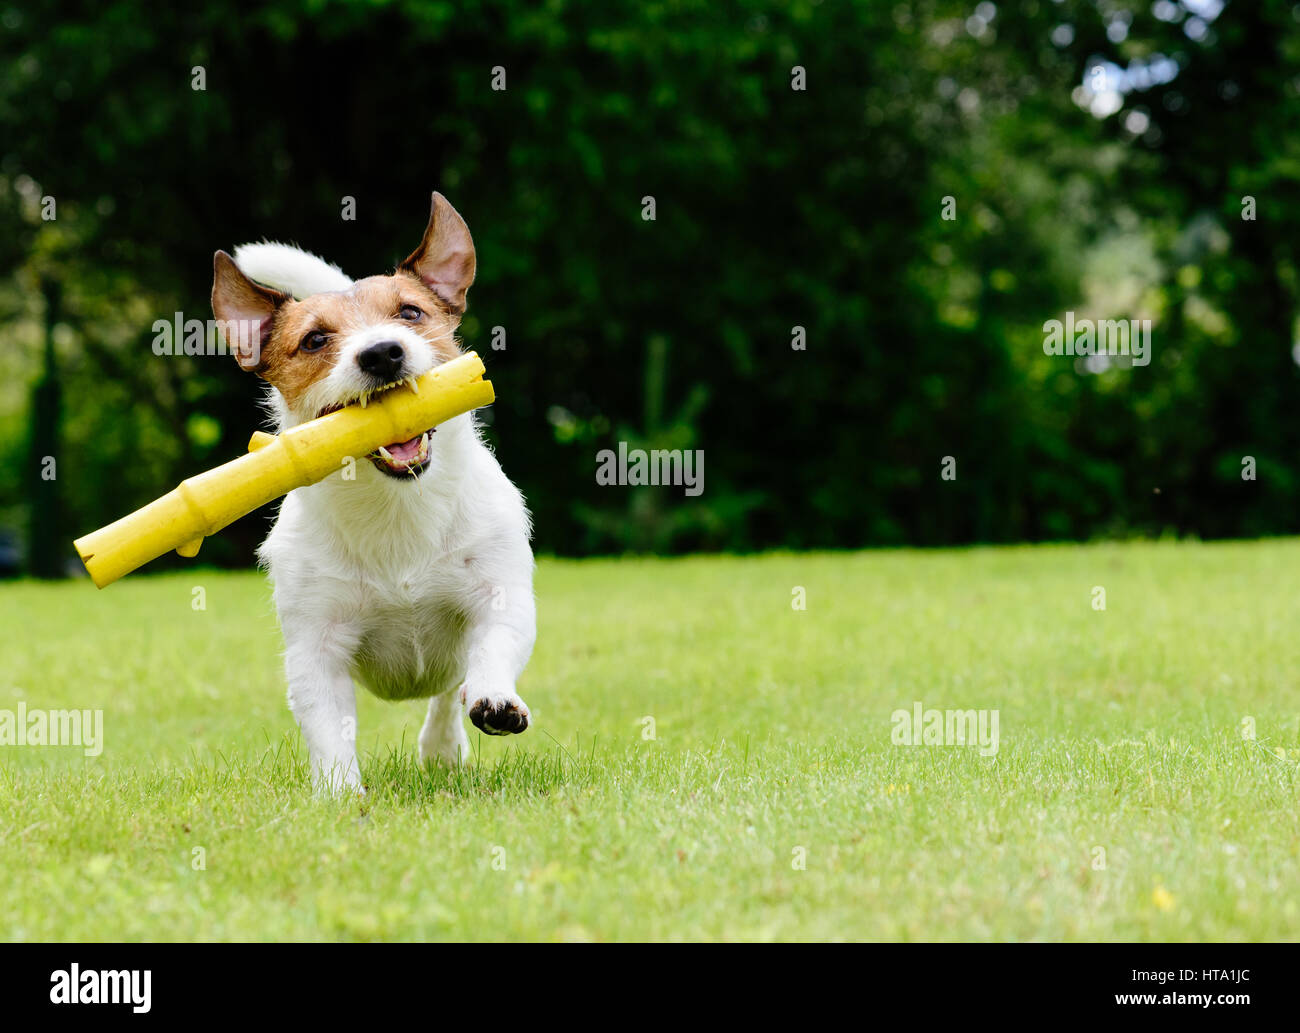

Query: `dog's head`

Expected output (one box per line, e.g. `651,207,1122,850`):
211,192,476,479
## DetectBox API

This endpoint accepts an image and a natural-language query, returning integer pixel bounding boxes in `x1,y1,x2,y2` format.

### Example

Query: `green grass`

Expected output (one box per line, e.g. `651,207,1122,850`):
2,540,1299,941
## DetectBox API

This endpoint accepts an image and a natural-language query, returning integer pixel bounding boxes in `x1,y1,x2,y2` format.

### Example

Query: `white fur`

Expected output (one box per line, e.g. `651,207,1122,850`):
237,243,536,794
233,242,354,299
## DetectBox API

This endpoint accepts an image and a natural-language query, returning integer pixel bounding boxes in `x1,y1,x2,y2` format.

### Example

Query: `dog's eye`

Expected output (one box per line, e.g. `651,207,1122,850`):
300,330,330,353
399,305,423,322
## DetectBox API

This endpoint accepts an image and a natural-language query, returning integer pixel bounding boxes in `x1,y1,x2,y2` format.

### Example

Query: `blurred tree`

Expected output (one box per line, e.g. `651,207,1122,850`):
1062,0,1300,537
25,277,62,576
0,0,1296,573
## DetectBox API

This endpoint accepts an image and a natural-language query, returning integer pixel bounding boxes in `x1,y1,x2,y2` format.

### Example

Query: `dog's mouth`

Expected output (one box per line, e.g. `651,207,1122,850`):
316,376,434,479
367,429,433,477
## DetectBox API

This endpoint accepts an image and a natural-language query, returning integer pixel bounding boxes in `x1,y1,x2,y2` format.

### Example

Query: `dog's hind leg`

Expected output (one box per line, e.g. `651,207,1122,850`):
418,689,471,768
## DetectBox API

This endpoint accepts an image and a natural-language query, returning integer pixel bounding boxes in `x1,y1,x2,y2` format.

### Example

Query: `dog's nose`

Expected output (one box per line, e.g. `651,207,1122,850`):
357,341,406,382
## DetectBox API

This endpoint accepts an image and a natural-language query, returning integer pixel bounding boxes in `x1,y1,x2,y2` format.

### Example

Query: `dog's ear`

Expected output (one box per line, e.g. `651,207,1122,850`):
400,192,476,316
211,250,290,372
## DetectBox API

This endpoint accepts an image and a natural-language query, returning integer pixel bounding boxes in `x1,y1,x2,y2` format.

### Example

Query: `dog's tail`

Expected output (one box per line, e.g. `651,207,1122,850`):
232,241,353,299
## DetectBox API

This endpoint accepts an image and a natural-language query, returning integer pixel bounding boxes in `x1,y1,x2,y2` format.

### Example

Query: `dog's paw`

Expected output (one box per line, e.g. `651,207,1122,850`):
466,694,530,736
313,763,365,798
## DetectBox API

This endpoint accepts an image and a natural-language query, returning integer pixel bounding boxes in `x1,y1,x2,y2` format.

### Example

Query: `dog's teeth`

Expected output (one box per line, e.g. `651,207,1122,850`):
377,446,395,463
407,377,420,394
420,432,430,455
360,391,369,408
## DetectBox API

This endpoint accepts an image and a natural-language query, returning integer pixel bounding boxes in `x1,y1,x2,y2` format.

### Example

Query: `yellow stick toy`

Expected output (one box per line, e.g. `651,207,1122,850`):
73,351,494,588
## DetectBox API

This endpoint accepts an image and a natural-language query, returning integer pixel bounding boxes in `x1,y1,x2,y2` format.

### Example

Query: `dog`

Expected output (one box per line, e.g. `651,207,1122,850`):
211,191,536,794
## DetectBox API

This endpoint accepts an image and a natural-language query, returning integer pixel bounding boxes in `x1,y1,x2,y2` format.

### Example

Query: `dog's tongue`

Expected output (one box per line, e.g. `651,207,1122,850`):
384,435,423,463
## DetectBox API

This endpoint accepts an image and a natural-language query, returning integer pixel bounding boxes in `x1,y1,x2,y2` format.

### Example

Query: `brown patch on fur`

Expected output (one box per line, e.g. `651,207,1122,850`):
254,274,463,411
212,192,477,412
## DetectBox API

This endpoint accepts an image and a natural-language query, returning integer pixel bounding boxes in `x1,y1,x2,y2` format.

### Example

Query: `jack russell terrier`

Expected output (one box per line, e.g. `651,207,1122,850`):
211,191,535,794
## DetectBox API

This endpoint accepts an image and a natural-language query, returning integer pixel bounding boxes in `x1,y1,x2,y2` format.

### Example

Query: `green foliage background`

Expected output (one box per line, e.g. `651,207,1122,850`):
1,0,1297,569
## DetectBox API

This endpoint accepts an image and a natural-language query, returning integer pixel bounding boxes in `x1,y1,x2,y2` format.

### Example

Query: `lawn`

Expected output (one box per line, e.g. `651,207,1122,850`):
2,540,1298,941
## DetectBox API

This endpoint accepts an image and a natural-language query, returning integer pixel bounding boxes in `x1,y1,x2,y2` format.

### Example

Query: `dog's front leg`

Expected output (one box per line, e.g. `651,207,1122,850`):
461,578,537,737
282,623,364,794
